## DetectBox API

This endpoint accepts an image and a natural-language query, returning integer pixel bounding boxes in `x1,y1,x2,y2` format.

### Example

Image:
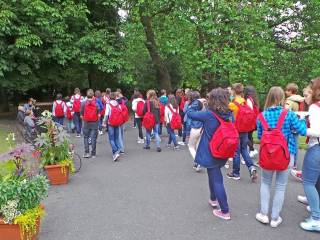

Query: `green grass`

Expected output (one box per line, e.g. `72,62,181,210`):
0,128,10,154
253,132,308,150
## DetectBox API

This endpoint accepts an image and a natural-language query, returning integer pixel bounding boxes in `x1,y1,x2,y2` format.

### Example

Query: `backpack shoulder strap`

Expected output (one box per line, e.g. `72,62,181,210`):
258,113,269,131
211,111,224,124
147,100,151,112
276,109,288,130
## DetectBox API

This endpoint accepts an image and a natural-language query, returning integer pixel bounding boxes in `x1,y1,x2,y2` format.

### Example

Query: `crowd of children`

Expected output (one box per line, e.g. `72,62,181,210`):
18,78,320,232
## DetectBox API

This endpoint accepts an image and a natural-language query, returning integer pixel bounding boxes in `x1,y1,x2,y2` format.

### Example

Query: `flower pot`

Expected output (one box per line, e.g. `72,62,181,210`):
44,164,69,185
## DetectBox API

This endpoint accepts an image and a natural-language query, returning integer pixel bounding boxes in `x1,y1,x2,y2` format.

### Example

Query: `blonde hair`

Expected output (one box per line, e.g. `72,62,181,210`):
264,86,285,110
146,90,159,108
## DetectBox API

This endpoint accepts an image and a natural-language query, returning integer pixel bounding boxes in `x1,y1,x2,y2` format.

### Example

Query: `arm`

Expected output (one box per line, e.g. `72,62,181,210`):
289,111,307,136
52,102,56,117
187,110,209,122
306,105,320,137
80,102,85,118
257,118,263,140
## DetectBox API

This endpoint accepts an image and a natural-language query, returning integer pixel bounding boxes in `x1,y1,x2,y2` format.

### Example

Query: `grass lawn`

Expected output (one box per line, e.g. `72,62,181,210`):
0,128,11,154
253,132,308,150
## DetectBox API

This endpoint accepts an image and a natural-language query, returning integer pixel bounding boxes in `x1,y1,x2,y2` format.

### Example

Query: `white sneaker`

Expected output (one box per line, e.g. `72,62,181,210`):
195,165,202,172
300,219,320,232
113,152,120,162
249,150,258,158
307,206,311,212
297,195,308,205
99,130,103,135
224,162,230,169
255,213,269,224
241,159,245,165
178,141,186,146
270,217,283,228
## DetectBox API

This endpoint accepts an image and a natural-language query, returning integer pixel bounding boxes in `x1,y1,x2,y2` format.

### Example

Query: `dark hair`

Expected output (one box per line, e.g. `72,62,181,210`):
167,94,178,108
192,91,201,101
95,90,101,97
185,91,193,102
286,83,299,94
106,88,111,94
311,77,320,103
116,88,122,94
64,96,70,102
56,93,62,100
208,88,230,114
133,91,141,99
244,86,259,107
232,83,244,96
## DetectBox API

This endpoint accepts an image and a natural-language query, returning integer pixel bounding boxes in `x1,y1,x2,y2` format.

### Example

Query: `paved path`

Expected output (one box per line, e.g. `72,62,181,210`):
40,125,319,240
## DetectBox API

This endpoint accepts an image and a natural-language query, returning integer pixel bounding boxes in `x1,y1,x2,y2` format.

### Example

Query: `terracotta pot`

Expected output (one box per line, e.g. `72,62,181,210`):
44,164,69,185
0,205,44,240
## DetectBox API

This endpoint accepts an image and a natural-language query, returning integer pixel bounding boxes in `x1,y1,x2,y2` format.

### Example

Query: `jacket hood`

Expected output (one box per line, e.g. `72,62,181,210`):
287,95,304,103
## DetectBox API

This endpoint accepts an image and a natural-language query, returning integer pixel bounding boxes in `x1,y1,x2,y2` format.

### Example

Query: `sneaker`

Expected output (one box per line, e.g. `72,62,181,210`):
157,147,162,152
249,150,258,158
120,151,125,155
195,165,202,172
91,155,96,159
83,153,91,158
209,199,219,208
137,138,144,144
224,162,230,169
241,159,245,165
76,134,81,138
297,195,308,205
228,158,233,162
307,206,311,212
250,169,258,182
226,172,240,180
178,141,186,146
166,144,171,149
300,219,320,232
270,217,283,228
291,169,302,181
212,209,231,220
143,146,151,150
113,152,120,162
173,146,180,151
99,130,104,135
255,213,269,224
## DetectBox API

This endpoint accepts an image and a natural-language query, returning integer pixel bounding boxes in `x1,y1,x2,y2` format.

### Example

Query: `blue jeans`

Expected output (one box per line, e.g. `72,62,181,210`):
232,132,255,176
293,134,299,167
260,155,294,220
166,124,178,146
83,128,98,155
207,167,229,213
146,124,161,148
108,126,120,155
98,117,103,131
118,125,125,152
54,117,64,126
302,145,320,220
66,119,74,133
73,112,82,134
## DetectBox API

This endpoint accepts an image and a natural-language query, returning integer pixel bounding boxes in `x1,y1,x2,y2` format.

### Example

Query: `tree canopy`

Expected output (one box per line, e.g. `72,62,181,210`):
0,0,319,107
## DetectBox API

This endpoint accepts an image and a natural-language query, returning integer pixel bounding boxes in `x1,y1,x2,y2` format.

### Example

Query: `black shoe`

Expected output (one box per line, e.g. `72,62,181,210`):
157,147,162,152
143,146,150,150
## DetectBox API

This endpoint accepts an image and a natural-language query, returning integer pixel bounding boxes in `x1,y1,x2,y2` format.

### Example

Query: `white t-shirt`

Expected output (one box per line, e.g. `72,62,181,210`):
165,104,179,124
306,103,320,147
132,98,145,118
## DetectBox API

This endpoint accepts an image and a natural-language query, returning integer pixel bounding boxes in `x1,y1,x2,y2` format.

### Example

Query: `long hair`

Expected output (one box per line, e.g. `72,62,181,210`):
167,94,178,108
264,87,285,110
147,90,159,108
311,77,320,103
208,88,230,114
244,86,259,107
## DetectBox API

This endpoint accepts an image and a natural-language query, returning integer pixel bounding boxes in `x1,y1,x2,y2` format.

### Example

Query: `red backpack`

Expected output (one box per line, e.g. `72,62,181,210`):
168,106,182,130
66,106,73,120
179,96,185,111
54,101,65,118
234,100,257,133
136,100,145,117
83,99,98,122
142,101,156,130
159,104,165,124
121,100,129,123
210,112,239,159
108,104,124,127
258,110,290,171
72,96,81,113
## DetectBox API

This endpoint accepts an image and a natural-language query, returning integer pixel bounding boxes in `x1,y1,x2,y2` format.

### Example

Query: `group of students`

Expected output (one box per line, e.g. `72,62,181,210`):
45,79,320,232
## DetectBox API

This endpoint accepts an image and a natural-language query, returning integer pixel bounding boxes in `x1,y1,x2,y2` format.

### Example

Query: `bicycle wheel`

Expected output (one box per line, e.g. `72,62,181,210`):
73,153,82,173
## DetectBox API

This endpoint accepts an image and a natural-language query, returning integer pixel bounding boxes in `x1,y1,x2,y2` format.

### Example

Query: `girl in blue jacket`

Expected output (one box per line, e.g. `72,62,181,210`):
188,88,232,221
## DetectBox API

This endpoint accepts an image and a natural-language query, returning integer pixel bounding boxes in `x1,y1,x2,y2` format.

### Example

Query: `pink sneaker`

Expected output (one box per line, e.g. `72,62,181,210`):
208,199,219,208
213,209,231,220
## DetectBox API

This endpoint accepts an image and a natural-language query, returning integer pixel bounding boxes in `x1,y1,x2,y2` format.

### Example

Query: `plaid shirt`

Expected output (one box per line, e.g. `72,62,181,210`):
257,106,307,155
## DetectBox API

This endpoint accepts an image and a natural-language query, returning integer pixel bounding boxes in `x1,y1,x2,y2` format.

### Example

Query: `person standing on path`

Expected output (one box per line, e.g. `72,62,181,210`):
71,88,84,137
187,88,232,221
81,89,101,158
132,91,145,144
165,94,180,150
116,89,128,154
255,86,307,228
52,93,66,126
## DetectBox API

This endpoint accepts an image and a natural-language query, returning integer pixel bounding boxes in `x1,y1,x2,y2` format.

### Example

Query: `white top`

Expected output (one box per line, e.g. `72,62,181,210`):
52,100,67,117
71,94,84,103
103,100,120,123
246,98,254,110
306,103,320,147
165,104,179,124
132,98,145,118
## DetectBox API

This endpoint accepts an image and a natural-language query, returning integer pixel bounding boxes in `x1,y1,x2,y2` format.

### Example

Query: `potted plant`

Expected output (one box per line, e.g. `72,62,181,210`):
35,111,74,185
0,134,49,240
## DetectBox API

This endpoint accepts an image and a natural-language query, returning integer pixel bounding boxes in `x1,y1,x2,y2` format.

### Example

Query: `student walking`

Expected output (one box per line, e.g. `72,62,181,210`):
103,92,123,161
165,95,181,150
81,89,101,158
227,83,257,181
300,77,320,232
52,93,66,126
95,90,105,135
65,96,74,133
71,88,84,137
132,91,145,143
142,90,161,152
188,88,233,220
255,86,307,228
116,89,128,154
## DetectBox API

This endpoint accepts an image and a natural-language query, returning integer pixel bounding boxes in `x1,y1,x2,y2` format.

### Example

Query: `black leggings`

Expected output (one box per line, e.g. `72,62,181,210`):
136,118,143,139
247,131,254,151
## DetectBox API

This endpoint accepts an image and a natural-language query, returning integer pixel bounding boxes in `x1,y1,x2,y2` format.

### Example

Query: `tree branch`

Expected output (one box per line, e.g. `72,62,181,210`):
151,1,175,18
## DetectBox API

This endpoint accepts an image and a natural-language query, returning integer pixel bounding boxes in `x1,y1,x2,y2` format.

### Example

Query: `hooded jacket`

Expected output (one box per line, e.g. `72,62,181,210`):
285,94,304,112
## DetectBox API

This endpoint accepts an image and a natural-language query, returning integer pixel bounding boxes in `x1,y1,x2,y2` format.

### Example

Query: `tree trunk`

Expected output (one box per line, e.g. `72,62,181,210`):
0,88,9,112
139,9,172,91
87,65,98,89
